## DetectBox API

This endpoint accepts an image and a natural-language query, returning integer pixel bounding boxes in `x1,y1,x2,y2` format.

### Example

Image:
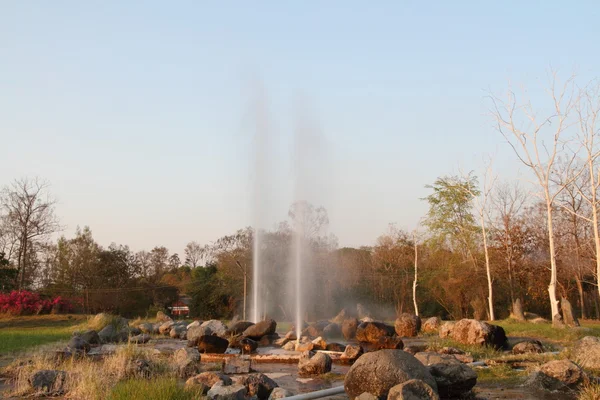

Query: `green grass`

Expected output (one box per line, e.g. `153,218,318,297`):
107,378,205,400
494,319,600,344
0,314,87,354
476,364,527,384
427,337,503,360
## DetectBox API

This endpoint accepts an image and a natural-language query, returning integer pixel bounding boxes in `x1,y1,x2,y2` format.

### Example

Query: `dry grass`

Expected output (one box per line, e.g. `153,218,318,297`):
6,343,175,399
578,382,600,400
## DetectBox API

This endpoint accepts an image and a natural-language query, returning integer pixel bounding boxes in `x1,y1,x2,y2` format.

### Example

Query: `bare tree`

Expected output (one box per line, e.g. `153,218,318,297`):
1,178,60,289
184,241,205,268
412,229,420,317
490,73,580,324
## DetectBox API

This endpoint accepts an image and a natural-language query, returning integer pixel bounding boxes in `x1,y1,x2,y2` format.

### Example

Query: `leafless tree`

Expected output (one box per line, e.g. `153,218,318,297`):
0,178,61,289
184,241,205,268
490,72,580,324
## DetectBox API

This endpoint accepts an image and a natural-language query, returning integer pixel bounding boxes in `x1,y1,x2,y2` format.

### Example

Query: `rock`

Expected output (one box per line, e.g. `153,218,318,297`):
159,321,175,335
438,322,455,338
67,336,90,353
240,338,258,354
29,370,67,394
156,310,172,322
298,351,332,376
239,373,279,400
512,340,544,355
422,317,441,334
356,393,379,400
341,344,363,362
388,379,440,400
414,352,476,398
561,297,580,327
127,359,152,378
311,336,327,350
243,319,277,340
207,381,247,400
129,326,142,336
285,330,297,340
187,320,200,329
448,319,508,349
323,323,342,339
79,330,100,345
356,321,395,343
98,324,118,343
437,347,473,363
510,299,526,321
130,334,151,344
326,343,346,352
198,335,229,354
395,314,421,337
342,318,359,340
172,347,200,377
268,387,293,400
306,320,330,337
201,319,228,337
282,341,296,351
227,321,255,336
572,336,600,369
186,372,232,394
344,350,438,399
295,342,314,352
151,322,161,334
223,355,252,374
376,336,404,350
258,334,280,346
404,345,427,355
526,359,589,392
138,323,154,334
170,325,187,339
274,337,289,347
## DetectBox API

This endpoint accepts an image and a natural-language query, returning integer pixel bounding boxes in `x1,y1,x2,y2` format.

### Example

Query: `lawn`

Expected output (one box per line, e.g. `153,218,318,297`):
494,319,600,344
0,314,88,354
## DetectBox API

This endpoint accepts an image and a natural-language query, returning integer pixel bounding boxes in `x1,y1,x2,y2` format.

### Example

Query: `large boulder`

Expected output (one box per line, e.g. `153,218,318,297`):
187,320,202,330
375,336,404,350
342,318,359,340
170,325,187,339
512,340,544,355
526,360,589,392
98,324,119,343
422,317,441,334
224,355,252,374
356,321,395,343
67,336,90,353
414,352,477,398
448,319,507,349
306,320,330,338
186,372,232,394
173,347,201,378
438,322,455,338
298,351,332,376
344,350,438,399
572,336,600,369
79,330,100,345
201,320,228,337
243,319,277,340
159,321,175,335
207,381,247,400
239,373,279,400
227,321,255,336
138,323,154,334
198,335,229,354
395,314,421,337
388,379,439,400
29,370,67,394
240,338,258,354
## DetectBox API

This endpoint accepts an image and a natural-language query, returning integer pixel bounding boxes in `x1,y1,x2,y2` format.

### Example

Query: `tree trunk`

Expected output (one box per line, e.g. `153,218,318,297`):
412,237,419,317
19,235,28,290
575,276,586,320
481,215,495,320
243,270,247,321
546,198,562,325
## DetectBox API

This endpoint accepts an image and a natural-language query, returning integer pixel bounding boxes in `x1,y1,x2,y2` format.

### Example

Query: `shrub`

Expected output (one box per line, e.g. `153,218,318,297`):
0,290,75,316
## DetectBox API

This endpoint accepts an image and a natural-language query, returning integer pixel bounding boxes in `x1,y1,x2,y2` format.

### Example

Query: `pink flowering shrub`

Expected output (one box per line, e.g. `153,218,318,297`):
0,291,75,315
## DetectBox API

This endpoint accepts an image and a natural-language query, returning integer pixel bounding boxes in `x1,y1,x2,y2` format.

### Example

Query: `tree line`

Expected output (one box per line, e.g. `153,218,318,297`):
2,72,600,322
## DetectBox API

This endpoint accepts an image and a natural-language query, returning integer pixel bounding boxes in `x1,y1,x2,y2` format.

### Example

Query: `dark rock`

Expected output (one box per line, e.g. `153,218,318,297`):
422,317,441,334
388,379,439,400
240,338,258,354
130,334,151,344
448,319,508,349
273,337,289,347
243,319,277,340
186,372,232,394
512,340,544,355
198,335,229,354
326,342,346,352
98,325,119,343
239,373,279,400
29,370,66,394
306,320,330,338
285,330,297,340
129,326,142,336
415,352,476,398
344,350,438,399
67,336,90,353
342,318,359,340
323,323,342,339
223,355,252,374
170,325,187,339
526,359,589,392
227,321,255,336
395,314,421,337
79,330,100,345
356,321,395,343
298,351,332,376
258,333,280,346
376,336,404,350
404,344,428,355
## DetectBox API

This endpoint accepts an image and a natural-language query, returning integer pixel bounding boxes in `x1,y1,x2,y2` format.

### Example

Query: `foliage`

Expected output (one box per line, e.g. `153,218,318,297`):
108,378,204,400
0,290,74,315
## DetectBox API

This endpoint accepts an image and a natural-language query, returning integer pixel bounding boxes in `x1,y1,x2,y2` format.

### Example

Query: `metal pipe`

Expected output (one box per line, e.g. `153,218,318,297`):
284,386,345,400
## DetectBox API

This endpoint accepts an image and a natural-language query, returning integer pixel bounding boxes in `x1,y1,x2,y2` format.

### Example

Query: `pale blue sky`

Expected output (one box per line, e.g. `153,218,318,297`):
2,2,599,255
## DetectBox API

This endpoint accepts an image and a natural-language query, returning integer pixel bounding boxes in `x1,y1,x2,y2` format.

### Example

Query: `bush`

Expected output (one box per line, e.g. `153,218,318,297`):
108,377,204,400
0,290,75,316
